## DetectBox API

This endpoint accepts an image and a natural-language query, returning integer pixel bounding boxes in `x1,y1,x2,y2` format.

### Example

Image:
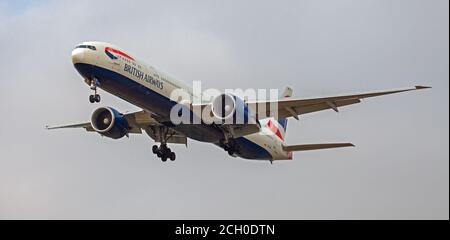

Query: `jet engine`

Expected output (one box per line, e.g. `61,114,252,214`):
91,107,129,139
211,93,254,124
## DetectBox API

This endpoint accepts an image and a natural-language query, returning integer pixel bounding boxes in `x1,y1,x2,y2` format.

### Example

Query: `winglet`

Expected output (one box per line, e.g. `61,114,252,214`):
45,125,60,130
45,125,56,130
415,85,432,90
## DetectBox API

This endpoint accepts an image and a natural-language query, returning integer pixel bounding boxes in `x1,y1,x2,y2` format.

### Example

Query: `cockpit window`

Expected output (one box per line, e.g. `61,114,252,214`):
75,45,96,50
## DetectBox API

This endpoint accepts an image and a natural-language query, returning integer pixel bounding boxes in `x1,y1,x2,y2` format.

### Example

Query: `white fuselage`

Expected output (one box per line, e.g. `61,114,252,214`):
72,41,291,160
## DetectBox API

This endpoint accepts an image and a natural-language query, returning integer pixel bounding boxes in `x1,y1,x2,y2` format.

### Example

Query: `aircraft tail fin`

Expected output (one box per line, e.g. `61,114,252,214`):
282,86,293,98
276,87,293,140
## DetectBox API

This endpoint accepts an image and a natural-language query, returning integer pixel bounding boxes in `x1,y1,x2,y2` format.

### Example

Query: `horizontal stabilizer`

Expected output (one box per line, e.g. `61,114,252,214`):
283,143,355,152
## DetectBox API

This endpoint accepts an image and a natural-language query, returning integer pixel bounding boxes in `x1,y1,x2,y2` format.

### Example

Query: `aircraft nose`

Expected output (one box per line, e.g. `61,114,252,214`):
71,48,85,64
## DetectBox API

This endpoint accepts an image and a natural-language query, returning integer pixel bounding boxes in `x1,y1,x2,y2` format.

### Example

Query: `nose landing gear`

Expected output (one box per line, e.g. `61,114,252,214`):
88,78,101,103
89,94,101,103
152,144,176,162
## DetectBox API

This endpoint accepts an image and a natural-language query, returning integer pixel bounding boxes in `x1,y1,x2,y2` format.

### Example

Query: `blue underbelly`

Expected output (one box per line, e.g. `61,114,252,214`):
73,63,272,160
74,63,223,142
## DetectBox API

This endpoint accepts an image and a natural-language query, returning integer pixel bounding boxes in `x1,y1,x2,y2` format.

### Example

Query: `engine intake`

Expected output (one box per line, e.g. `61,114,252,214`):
91,107,129,139
211,93,254,124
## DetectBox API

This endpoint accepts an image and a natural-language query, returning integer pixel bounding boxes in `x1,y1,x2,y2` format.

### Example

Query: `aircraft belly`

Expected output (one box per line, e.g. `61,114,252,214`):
74,63,223,143
171,124,222,143
233,137,273,160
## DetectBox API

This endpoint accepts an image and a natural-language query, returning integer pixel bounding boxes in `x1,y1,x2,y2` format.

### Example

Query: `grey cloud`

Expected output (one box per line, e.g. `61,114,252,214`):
0,0,448,219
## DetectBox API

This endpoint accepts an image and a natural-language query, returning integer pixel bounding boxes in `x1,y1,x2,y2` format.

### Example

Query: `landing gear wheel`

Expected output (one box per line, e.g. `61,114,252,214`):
152,128,179,162
152,145,158,154
89,95,95,103
227,149,234,156
222,139,237,156
94,94,101,102
169,152,176,161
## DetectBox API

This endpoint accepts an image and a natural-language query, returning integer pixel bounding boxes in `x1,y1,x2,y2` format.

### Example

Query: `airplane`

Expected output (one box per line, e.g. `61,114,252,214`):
46,41,431,163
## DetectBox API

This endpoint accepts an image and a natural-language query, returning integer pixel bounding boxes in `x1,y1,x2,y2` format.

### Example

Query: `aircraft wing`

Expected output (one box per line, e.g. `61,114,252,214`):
46,110,187,144
45,122,93,131
248,86,431,120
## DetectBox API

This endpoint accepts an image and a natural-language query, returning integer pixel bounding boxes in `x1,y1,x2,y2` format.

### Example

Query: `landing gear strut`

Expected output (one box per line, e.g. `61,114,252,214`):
89,78,101,103
221,139,237,156
224,145,236,156
151,126,176,162
152,144,176,162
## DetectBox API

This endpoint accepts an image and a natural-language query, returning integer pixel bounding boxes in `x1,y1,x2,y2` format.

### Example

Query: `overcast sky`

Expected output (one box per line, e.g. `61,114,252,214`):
0,0,448,219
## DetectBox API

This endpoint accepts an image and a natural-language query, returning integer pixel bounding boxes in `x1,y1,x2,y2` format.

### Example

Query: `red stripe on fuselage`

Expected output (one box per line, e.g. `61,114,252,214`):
105,47,135,61
267,120,283,140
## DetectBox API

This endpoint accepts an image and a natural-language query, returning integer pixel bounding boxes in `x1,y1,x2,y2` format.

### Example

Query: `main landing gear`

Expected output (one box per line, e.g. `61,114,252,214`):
152,144,176,162
146,125,179,162
221,139,237,156
88,78,101,103
223,144,236,156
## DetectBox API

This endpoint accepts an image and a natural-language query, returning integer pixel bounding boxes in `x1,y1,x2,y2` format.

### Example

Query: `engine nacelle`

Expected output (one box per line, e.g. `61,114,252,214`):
91,107,129,139
211,93,255,124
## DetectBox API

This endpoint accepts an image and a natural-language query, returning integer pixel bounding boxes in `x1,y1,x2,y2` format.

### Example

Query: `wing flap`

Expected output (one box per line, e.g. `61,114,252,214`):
279,86,430,107
144,127,187,144
248,85,430,119
277,98,361,118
